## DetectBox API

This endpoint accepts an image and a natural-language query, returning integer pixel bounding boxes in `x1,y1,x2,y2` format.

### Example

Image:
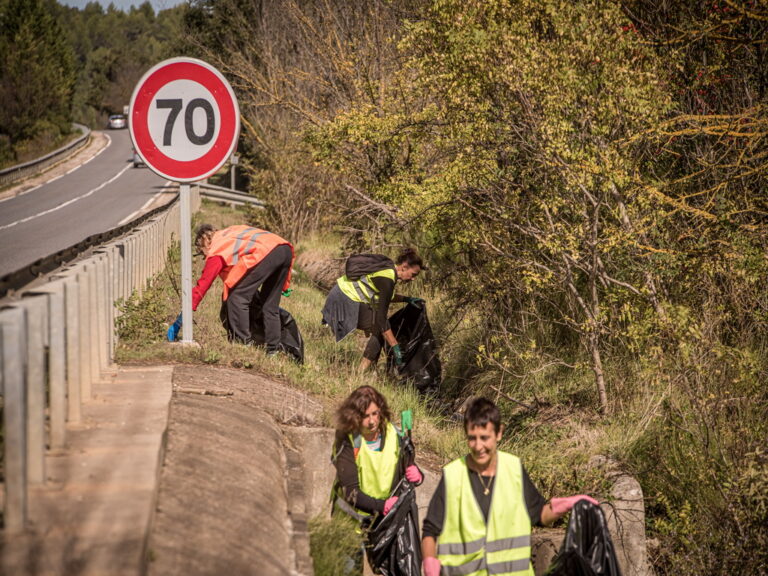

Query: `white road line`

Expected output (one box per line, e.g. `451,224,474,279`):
0,184,40,204
48,175,63,183
117,181,174,226
82,134,111,166
0,164,132,232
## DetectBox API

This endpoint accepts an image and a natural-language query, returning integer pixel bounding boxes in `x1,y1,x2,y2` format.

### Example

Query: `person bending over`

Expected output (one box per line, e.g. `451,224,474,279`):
171,223,294,356
322,248,425,371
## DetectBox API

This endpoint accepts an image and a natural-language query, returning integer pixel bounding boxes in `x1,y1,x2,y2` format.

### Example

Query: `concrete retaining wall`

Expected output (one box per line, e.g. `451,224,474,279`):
0,190,199,532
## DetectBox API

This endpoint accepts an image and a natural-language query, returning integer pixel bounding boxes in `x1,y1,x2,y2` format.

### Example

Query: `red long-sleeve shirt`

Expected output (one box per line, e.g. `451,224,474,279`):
192,255,225,310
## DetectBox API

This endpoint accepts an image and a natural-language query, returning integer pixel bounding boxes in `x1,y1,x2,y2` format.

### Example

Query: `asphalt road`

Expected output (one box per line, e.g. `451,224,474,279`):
0,129,171,277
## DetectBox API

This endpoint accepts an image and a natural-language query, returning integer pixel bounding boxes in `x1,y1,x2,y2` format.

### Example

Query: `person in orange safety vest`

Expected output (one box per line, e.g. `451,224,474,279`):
185,223,295,355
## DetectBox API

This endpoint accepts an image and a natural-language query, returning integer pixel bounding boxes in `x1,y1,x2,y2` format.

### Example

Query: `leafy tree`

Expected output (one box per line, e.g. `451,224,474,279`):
0,0,76,153
309,0,672,413
182,0,418,238
58,1,186,126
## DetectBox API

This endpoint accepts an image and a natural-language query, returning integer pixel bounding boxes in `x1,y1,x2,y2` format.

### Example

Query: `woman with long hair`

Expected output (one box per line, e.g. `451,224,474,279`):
332,385,423,572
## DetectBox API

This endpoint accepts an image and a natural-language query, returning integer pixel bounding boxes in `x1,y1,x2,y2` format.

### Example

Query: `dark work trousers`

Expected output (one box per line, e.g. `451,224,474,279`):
224,244,292,351
357,303,385,362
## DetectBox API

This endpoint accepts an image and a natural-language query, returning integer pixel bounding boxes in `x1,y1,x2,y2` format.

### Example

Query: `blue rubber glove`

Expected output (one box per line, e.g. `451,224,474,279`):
392,343,405,367
167,313,182,342
404,296,424,305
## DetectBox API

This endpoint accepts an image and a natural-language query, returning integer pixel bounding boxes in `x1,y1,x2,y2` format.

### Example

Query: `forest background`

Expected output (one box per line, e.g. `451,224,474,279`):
2,0,767,574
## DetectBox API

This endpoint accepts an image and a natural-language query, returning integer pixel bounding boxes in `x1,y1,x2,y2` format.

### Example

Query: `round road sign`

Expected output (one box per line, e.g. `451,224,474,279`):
129,57,240,182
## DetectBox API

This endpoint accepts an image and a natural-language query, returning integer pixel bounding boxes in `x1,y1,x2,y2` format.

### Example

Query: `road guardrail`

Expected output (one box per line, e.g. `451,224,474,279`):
194,181,266,207
0,189,200,532
0,123,91,189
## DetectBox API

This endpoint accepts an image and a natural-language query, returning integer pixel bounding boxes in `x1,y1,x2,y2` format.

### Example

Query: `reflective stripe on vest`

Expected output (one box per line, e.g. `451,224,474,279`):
232,228,267,264
353,422,400,501
437,453,533,576
337,268,396,305
206,225,293,300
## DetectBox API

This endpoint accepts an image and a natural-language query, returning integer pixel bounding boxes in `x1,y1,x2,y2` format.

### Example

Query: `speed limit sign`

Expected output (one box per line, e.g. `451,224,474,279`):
129,57,240,182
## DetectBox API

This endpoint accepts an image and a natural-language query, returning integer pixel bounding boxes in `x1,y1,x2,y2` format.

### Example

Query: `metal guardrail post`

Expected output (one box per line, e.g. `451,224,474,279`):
20,296,47,485
87,262,100,383
73,264,92,401
151,221,159,275
88,258,101,382
117,242,126,306
59,275,82,423
94,254,108,371
142,230,150,295
104,246,116,364
126,236,135,297
0,306,29,532
29,281,67,450
135,232,142,295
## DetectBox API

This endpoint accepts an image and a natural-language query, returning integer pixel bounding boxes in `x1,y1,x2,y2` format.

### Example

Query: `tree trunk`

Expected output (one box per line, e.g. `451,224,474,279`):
589,331,608,414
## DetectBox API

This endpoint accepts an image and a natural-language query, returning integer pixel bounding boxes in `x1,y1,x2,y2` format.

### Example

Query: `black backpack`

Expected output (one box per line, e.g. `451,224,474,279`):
344,253,395,280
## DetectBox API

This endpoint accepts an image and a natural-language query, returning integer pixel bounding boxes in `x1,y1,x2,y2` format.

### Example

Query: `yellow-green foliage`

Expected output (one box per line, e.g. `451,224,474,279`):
308,514,363,576
132,1,768,572
308,0,677,415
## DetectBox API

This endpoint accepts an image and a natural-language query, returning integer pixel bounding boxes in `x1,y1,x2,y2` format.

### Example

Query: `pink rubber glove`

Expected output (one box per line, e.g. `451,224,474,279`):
550,495,599,515
405,465,423,484
383,496,399,516
423,556,441,576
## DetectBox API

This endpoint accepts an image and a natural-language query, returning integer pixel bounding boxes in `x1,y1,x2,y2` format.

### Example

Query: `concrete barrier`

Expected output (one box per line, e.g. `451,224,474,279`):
0,189,198,531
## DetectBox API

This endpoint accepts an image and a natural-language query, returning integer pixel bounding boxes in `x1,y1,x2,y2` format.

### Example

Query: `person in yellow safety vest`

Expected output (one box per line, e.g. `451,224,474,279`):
322,248,425,371
421,398,599,576
187,223,294,355
332,385,424,573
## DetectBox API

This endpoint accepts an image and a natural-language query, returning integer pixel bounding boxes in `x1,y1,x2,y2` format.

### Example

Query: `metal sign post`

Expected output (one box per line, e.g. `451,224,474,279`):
230,154,239,190
129,57,240,344
179,183,193,343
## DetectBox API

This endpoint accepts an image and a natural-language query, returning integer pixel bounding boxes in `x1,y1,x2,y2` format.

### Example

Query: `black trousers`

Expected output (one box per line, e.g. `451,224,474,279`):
223,244,292,351
357,303,385,362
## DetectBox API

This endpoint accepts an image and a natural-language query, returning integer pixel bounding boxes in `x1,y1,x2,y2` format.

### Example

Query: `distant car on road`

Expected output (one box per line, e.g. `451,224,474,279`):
108,114,126,129
132,148,144,168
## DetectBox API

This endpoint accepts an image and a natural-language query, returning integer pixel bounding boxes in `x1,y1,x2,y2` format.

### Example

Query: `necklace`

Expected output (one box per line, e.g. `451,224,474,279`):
478,473,494,496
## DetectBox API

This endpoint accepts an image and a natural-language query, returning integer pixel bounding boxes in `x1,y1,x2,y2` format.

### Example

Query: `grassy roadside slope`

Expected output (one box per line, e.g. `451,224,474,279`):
116,200,654,573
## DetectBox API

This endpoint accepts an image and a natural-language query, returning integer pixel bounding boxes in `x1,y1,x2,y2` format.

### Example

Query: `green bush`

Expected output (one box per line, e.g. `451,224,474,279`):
115,285,174,347
309,514,363,576
630,337,768,576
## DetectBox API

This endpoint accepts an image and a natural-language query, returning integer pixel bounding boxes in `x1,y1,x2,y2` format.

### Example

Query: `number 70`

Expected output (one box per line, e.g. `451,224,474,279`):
156,98,215,146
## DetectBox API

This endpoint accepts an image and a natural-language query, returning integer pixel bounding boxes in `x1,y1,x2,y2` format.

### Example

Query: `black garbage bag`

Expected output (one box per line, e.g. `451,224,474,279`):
220,303,305,363
386,302,441,392
366,430,421,576
545,500,622,576
365,481,421,576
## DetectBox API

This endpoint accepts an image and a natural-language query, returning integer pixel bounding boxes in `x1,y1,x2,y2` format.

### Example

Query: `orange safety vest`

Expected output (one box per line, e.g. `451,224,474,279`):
207,225,294,300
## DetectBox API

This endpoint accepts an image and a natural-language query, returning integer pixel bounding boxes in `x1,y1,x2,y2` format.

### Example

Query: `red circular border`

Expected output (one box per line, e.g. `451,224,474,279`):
130,60,238,182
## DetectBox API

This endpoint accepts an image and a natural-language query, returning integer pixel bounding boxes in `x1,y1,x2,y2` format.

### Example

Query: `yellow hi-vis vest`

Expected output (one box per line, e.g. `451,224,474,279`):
438,452,534,576
353,421,400,502
337,268,396,306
